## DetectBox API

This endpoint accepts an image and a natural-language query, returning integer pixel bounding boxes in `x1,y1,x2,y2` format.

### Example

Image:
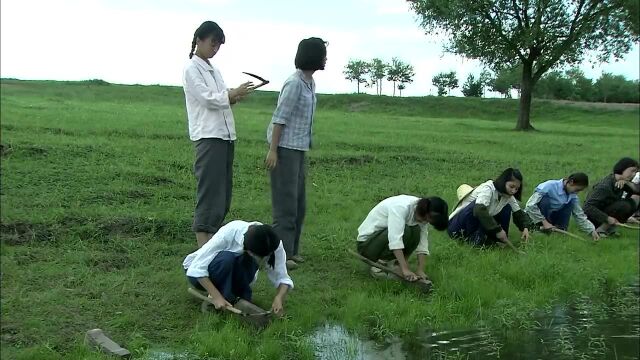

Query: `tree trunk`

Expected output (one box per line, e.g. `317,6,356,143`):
392,81,396,96
516,62,535,131
357,82,360,94
379,79,382,96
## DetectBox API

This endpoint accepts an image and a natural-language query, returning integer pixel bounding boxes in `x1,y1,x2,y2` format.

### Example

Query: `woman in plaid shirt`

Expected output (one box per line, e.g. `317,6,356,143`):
265,37,327,270
584,157,640,237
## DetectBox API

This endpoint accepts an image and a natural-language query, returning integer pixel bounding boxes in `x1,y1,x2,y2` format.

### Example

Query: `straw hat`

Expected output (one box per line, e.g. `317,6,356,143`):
456,184,474,201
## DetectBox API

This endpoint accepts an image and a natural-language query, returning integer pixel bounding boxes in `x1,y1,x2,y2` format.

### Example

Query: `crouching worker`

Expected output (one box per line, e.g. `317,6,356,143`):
356,195,449,282
584,157,640,237
183,220,293,315
524,173,599,241
448,168,532,247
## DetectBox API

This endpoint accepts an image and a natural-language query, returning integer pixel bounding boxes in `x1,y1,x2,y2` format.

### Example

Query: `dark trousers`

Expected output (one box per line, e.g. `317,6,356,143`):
448,201,512,246
187,251,257,303
192,138,234,234
356,225,421,261
588,199,638,227
270,147,306,257
538,196,573,230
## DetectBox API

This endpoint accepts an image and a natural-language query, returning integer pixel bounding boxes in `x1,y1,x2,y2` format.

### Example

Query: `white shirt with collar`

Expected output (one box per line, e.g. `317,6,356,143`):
182,56,236,141
449,180,520,219
182,220,294,289
356,195,431,255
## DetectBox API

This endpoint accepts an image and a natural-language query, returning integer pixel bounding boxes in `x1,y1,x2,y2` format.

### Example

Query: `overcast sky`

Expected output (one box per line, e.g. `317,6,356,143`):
2,0,638,97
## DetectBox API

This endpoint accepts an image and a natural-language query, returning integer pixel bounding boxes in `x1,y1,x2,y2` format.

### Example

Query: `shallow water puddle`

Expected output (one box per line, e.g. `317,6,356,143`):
312,293,639,359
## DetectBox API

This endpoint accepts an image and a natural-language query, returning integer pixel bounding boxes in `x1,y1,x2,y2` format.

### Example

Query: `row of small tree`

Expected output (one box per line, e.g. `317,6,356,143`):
344,58,415,96
354,65,639,103
459,66,639,103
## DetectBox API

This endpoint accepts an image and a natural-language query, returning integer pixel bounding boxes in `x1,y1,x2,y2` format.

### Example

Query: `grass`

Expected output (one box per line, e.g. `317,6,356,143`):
1,79,639,359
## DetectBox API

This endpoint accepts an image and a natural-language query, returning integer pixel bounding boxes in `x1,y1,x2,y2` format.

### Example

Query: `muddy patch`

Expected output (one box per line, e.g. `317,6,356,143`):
87,252,134,271
165,161,191,173
138,175,176,186
94,217,189,239
0,222,55,245
20,145,48,157
0,143,13,157
310,154,376,167
1,322,36,346
85,189,154,205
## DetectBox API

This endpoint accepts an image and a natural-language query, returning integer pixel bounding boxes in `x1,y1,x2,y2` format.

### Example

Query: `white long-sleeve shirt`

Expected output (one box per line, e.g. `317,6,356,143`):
356,195,430,255
449,180,520,219
182,221,293,289
182,56,236,141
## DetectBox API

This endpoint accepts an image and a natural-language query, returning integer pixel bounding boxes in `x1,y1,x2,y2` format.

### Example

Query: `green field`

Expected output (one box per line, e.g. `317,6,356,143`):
1,79,639,359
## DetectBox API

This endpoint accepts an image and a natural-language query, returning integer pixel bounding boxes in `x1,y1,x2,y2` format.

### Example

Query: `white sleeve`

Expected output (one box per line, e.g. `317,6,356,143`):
185,231,230,278
572,201,596,234
265,242,294,289
183,66,231,110
509,196,521,212
387,207,407,250
415,225,430,255
524,192,545,224
474,184,493,207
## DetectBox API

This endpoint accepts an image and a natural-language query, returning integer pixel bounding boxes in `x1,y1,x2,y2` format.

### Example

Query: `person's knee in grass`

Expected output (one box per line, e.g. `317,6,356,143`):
184,221,294,316
356,195,449,283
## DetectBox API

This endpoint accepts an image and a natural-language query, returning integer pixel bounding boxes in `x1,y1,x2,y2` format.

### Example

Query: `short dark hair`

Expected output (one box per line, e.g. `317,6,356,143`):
416,196,449,231
613,157,639,175
493,168,524,201
189,21,226,59
294,37,327,71
567,172,589,187
243,224,280,268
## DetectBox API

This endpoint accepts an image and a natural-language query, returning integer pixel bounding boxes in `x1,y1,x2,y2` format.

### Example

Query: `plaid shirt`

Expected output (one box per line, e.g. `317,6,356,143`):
267,70,316,151
584,174,640,224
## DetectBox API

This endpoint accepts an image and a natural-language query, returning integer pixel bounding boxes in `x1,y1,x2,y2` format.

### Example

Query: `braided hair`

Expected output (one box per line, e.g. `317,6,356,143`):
189,21,226,59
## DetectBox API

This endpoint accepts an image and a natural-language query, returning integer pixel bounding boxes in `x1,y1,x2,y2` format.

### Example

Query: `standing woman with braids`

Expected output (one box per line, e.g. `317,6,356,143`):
183,21,255,247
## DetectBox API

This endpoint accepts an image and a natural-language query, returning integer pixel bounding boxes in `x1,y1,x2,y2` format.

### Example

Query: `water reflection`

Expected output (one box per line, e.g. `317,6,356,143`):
312,287,639,360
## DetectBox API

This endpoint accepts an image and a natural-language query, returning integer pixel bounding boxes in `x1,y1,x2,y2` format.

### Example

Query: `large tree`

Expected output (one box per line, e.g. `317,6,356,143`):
343,59,369,94
408,0,638,130
386,58,415,96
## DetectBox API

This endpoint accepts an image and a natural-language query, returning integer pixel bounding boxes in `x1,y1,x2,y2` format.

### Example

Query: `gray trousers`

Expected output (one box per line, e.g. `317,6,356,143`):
270,147,306,257
192,138,234,234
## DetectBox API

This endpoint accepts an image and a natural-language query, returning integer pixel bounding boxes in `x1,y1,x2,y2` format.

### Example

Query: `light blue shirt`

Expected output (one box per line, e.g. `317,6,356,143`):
267,70,316,151
534,179,577,210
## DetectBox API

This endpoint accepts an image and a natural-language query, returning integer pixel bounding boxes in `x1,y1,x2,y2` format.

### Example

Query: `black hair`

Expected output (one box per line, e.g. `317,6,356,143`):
189,21,226,59
567,172,589,187
493,168,524,201
243,224,280,268
416,196,449,231
294,37,327,71
613,157,639,175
